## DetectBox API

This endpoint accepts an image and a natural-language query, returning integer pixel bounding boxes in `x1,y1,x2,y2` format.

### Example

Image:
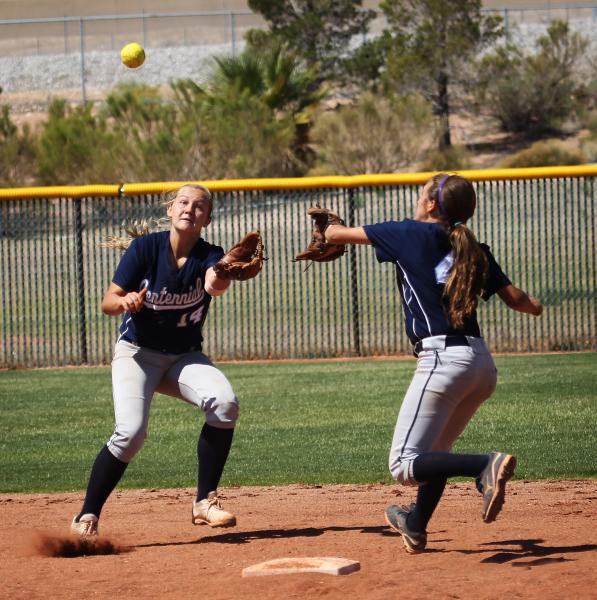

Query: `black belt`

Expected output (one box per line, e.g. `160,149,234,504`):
119,336,198,354
413,334,470,357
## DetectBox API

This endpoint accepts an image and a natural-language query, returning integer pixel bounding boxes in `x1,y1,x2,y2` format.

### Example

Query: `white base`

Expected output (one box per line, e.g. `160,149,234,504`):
242,556,360,577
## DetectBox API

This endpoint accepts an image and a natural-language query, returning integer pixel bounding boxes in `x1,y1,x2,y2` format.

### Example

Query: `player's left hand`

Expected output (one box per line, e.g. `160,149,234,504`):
213,231,265,281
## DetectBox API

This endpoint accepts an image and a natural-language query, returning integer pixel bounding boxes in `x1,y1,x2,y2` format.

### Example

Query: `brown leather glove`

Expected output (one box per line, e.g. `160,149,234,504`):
294,207,346,263
213,231,264,280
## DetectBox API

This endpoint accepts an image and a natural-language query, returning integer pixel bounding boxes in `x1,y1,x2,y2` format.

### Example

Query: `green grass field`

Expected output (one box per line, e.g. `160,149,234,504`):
0,353,595,493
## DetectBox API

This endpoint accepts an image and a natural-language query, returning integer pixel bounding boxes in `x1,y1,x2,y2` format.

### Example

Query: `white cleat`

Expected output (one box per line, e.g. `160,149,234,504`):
192,491,236,528
70,513,99,537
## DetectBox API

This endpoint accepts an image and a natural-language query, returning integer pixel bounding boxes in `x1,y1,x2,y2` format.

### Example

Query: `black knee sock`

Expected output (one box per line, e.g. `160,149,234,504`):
408,477,448,533
78,445,128,520
197,424,234,501
413,452,490,482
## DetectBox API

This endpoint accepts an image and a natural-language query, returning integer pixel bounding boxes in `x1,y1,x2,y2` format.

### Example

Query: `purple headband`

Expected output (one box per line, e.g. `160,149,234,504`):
436,175,450,216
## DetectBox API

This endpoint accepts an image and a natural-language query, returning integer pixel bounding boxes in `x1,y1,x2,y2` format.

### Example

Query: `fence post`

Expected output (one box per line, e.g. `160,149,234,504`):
142,9,147,47
73,198,88,364
79,17,87,103
230,12,236,55
347,188,361,356
63,17,68,54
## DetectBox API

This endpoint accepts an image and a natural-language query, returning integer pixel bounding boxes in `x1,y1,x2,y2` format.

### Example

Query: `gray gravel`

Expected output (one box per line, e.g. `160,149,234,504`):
0,19,595,101
1,43,231,95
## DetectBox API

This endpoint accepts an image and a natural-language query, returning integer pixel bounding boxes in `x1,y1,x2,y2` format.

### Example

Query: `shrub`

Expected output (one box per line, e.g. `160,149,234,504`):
500,140,586,168
580,138,597,163
0,104,36,186
36,99,120,185
310,92,433,175
104,83,191,181
192,90,298,179
420,145,472,171
579,110,597,162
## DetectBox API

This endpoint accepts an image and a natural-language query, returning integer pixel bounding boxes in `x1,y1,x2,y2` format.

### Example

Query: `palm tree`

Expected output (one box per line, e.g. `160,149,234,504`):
211,43,327,117
173,43,327,171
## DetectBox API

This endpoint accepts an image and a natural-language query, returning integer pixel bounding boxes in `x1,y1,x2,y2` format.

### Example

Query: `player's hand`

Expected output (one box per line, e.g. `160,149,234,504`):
529,297,543,316
121,288,147,314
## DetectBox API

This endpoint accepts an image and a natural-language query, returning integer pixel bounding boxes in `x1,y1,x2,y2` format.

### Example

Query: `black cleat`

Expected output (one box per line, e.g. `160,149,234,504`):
385,505,427,553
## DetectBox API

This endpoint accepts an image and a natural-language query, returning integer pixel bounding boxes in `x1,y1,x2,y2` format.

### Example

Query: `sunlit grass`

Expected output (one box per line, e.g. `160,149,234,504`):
0,353,594,492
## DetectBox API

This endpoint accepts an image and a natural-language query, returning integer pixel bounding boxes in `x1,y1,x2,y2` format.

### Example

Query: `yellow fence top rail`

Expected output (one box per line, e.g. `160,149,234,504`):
0,184,121,200
1,165,596,199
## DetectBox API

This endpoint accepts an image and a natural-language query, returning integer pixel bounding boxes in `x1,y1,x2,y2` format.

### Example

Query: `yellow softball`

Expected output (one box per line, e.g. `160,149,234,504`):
120,42,145,69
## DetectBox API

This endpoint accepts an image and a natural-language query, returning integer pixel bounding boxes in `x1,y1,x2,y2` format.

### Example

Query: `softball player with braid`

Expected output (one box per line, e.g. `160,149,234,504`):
71,184,260,536
324,173,543,553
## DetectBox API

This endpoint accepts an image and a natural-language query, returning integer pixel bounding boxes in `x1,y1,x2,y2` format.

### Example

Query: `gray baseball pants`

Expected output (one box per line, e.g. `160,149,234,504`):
389,336,497,484
107,340,239,463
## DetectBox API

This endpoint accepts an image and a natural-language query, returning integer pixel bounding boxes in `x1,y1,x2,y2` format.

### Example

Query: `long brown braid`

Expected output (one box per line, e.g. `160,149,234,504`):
428,174,489,329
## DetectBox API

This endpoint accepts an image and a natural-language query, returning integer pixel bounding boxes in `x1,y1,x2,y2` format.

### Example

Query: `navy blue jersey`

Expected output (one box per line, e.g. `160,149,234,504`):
112,231,224,353
363,219,510,345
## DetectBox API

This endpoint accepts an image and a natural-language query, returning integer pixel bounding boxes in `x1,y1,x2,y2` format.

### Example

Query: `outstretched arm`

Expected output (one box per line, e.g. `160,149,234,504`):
497,284,543,316
205,267,232,296
326,224,372,245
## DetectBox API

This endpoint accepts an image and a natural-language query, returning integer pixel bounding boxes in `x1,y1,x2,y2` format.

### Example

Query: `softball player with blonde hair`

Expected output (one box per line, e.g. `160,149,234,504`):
71,184,262,536
324,173,543,553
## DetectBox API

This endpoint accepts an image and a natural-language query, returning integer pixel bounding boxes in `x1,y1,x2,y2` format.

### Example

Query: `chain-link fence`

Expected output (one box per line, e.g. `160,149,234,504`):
1,6,596,58
1,6,596,103
0,168,595,368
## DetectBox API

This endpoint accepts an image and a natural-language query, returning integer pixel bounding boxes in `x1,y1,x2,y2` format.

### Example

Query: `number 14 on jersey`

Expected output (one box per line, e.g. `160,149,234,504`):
176,306,204,327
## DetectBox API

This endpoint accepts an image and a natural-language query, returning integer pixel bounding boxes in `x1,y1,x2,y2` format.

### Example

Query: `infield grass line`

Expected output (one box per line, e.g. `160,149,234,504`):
0,353,595,493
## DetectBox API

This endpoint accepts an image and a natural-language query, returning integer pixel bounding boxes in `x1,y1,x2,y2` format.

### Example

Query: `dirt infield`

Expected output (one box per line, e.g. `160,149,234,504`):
1,480,596,600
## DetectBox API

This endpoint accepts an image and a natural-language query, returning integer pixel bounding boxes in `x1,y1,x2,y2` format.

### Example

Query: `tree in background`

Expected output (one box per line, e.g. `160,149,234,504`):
195,91,297,179
173,79,296,179
173,43,326,177
209,43,325,114
375,0,503,152
3,12,594,185
246,0,375,83
476,20,590,136
341,31,394,93
208,42,327,168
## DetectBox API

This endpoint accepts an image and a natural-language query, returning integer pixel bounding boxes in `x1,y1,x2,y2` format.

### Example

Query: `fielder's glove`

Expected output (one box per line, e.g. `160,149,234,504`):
213,230,265,281
294,206,346,263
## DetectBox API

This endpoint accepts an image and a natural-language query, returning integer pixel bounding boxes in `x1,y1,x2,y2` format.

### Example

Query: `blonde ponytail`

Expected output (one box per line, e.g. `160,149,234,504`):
99,218,169,250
